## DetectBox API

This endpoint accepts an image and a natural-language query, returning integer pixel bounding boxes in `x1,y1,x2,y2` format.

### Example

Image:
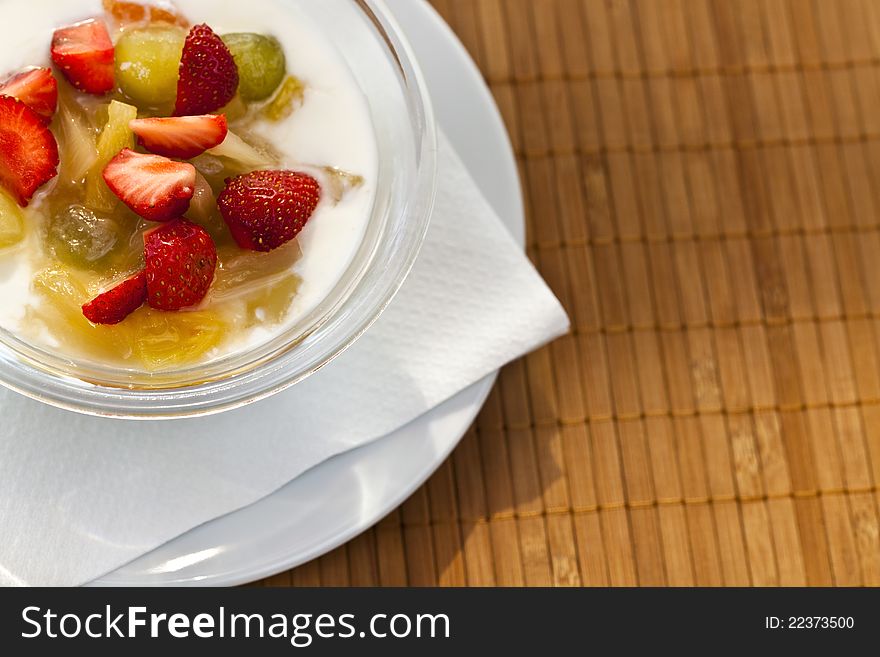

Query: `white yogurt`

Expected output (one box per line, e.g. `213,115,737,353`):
0,0,378,365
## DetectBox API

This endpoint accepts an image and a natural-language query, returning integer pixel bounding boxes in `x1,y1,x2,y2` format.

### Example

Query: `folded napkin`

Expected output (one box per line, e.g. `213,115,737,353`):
0,133,569,586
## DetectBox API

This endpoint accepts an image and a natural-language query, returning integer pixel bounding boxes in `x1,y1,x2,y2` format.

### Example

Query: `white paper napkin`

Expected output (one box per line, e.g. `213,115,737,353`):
0,133,569,586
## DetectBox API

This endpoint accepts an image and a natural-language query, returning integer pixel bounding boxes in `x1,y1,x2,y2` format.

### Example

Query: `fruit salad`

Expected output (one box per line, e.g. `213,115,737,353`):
0,0,377,372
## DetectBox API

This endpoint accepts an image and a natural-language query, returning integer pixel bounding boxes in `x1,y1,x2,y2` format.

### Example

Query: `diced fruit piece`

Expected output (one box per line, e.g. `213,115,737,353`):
0,187,24,248
47,204,134,270
175,24,239,116
212,240,301,300
218,170,321,252
82,270,147,324
321,166,365,204
186,170,228,242
103,0,189,29
32,268,89,319
51,19,115,95
219,94,247,122
85,100,137,212
144,218,217,310
0,96,59,206
56,92,98,184
0,68,58,122
207,130,277,170
128,308,225,370
246,274,300,324
115,25,186,109
29,268,119,363
262,75,305,122
103,149,196,222
130,114,227,159
221,33,286,102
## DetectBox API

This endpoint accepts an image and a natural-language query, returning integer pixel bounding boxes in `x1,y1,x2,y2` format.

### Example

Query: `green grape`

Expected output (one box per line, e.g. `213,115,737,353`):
222,33,286,101
48,205,120,270
115,25,186,109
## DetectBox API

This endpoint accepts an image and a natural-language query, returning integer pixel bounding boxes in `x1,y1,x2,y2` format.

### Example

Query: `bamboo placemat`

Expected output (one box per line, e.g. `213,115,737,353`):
259,0,880,586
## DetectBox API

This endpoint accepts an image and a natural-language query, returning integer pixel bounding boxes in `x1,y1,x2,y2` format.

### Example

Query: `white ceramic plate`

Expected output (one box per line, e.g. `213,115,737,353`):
95,0,524,586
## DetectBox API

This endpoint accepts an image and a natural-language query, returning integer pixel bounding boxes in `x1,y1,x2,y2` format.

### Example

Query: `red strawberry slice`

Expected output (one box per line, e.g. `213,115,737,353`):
0,96,59,207
102,149,196,222
217,170,321,252
0,68,58,122
130,114,228,159
82,271,147,325
51,19,115,95
175,24,238,116
144,219,217,311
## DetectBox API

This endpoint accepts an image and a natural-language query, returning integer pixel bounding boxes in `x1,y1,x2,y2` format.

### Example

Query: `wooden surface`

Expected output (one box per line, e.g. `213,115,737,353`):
259,0,880,586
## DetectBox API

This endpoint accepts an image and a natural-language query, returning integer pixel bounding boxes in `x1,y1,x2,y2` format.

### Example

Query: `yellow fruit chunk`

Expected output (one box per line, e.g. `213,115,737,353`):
0,188,25,248
30,268,125,361
33,267,88,311
85,100,138,212
245,273,300,325
125,307,227,371
262,75,305,122
31,267,225,369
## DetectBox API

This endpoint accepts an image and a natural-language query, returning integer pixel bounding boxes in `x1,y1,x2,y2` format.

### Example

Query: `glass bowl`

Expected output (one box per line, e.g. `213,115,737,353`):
0,0,437,418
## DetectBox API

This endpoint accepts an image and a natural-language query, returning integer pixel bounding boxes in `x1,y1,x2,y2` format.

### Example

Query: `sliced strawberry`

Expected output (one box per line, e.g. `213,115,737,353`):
218,170,321,252
103,149,196,222
175,24,238,116
51,19,115,95
130,114,228,159
82,271,147,325
0,96,59,207
0,68,58,122
144,219,217,311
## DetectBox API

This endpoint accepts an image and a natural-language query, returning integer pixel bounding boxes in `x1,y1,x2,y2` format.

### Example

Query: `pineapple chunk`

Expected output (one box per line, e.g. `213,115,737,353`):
208,130,278,171
30,268,126,360
262,75,305,122
246,274,300,325
85,100,138,212
0,188,24,248
126,307,227,370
